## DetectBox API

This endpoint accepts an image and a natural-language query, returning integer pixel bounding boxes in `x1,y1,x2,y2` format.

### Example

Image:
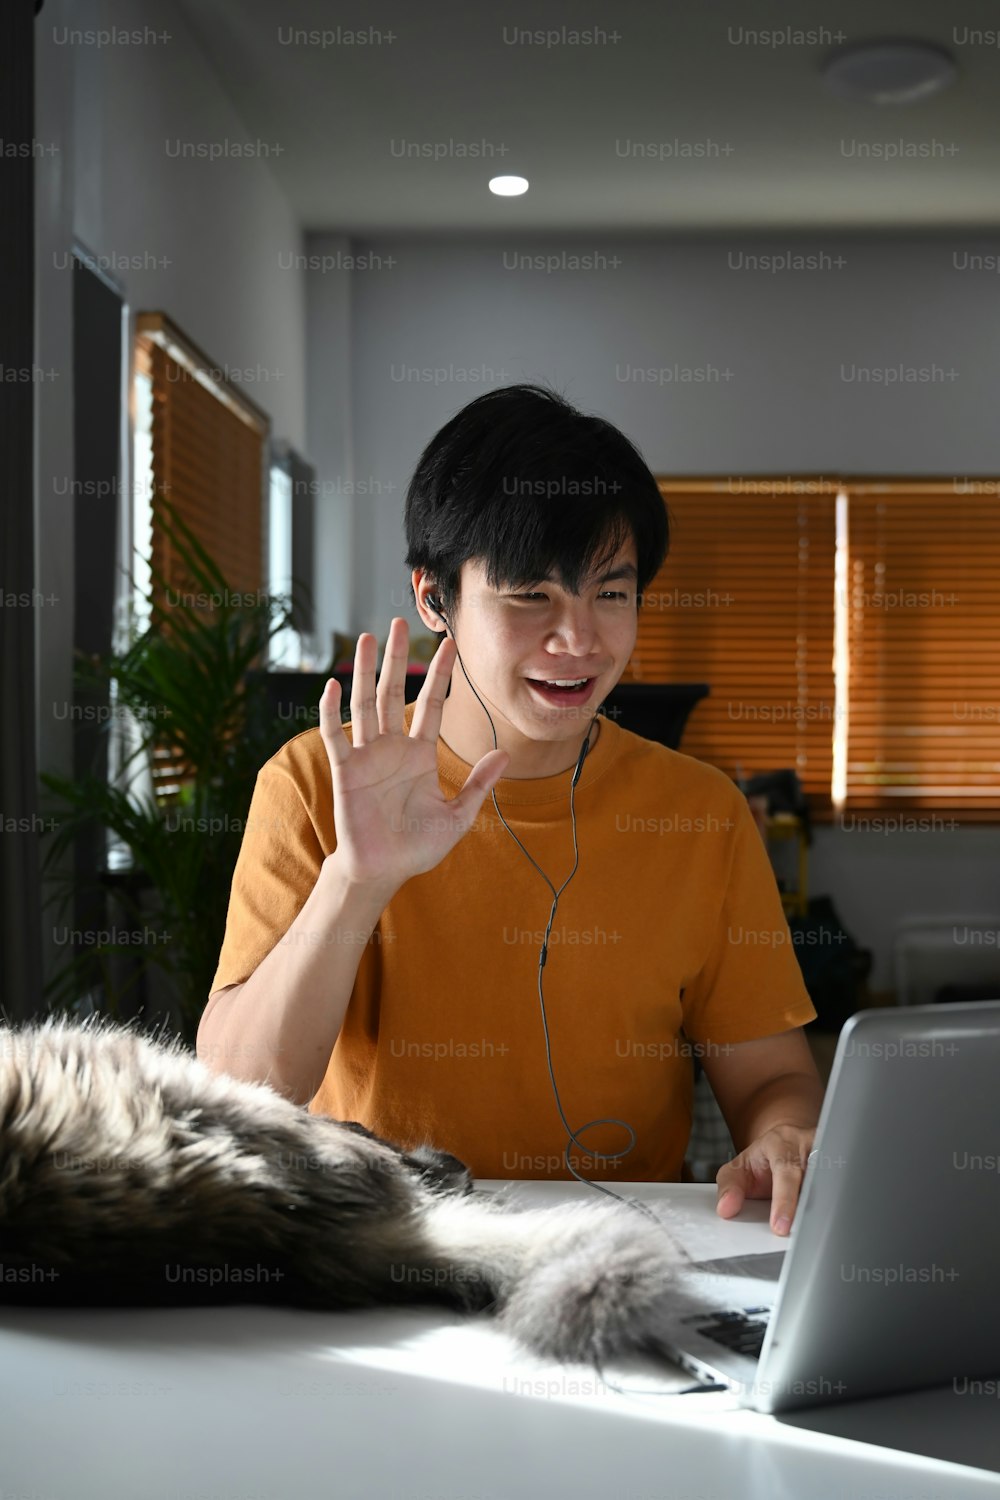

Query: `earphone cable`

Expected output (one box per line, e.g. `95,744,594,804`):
436,613,664,1231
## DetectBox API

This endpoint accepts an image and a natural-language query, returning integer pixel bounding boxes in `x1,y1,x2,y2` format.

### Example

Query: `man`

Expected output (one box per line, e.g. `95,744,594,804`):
197,384,823,1235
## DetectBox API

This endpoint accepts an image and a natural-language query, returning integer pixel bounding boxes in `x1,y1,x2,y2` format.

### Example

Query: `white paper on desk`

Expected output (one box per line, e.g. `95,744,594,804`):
479,1179,783,1250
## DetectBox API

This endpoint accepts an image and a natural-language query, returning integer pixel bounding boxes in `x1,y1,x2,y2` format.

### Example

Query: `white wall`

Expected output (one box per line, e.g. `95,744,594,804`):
307,231,1000,987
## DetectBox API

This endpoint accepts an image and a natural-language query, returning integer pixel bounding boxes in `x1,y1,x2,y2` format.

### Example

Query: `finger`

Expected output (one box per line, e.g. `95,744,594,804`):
716,1174,745,1217
768,1160,805,1236
716,1148,774,1214
769,1132,815,1231
409,632,458,745
318,678,348,767
350,632,378,749
375,617,408,737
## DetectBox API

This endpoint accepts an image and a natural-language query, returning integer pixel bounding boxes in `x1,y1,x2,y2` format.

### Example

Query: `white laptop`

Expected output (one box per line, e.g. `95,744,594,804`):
654,1000,1000,1413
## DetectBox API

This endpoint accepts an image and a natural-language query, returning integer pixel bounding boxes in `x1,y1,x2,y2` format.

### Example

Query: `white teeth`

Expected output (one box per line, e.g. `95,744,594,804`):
543,678,587,688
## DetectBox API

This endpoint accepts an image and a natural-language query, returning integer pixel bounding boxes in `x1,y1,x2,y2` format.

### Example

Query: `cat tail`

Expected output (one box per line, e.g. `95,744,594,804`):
408,1191,691,1368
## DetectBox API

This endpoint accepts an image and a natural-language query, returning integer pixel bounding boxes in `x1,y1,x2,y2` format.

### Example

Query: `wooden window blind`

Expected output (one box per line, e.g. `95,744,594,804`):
624,480,838,807
630,477,1000,822
134,312,269,608
844,482,1000,821
133,313,270,800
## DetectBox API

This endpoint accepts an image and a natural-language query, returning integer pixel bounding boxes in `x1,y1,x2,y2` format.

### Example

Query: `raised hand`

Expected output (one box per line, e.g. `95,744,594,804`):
318,617,510,891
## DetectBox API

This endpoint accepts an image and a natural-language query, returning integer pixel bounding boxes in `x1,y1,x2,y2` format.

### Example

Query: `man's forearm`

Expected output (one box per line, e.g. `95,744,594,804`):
734,1070,826,1154
197,853,398,1105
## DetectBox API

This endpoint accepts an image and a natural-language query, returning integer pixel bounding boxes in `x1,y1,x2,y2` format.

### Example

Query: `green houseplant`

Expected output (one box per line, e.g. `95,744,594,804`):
40,499,308,1046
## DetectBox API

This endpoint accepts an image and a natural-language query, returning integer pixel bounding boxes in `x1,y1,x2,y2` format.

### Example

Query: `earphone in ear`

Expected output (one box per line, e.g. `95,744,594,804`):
426,594,447,628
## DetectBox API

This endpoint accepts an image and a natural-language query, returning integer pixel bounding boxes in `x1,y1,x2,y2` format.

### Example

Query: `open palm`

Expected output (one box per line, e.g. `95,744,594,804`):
319,618,509,889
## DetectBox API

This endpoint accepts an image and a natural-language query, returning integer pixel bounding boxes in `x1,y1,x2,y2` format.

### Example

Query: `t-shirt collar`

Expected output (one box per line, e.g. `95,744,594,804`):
402,699,620,805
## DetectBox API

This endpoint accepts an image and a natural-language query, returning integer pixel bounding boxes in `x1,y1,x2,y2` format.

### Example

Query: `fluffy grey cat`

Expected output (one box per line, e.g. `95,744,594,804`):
0,1014,693,1371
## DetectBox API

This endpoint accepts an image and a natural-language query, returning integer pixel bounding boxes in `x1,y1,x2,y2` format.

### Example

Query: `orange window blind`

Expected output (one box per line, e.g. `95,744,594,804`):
135,312,269,608
844,482,1000,820
628,478,999,821
133,313,270,801
625,480,837,807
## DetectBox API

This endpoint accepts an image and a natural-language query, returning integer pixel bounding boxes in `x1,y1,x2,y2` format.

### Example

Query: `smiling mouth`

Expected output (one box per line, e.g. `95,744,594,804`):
525,677,598,704
527,676,592,685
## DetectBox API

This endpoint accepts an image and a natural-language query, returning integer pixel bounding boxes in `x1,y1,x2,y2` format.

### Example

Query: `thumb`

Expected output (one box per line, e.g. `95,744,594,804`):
447,750,510,831
717,1177,746,1217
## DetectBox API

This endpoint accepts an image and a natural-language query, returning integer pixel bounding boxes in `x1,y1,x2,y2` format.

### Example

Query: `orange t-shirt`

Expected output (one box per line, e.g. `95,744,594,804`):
210,700,817,1181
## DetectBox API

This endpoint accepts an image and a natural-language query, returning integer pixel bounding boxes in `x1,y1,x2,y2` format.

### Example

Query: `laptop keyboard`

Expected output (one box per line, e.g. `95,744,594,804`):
686,1307,771,1358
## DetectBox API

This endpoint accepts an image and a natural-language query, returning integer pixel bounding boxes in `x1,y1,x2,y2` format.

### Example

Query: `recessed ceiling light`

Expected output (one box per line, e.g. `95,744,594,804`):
822,39,958,105
489,175,529,196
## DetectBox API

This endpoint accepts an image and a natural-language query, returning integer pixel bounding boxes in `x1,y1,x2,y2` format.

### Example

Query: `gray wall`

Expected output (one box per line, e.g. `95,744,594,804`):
70,0,306,449
306,231,1000,987
36,0,307,777
35,0,307,990
340,234,1000,622
304,236,353,650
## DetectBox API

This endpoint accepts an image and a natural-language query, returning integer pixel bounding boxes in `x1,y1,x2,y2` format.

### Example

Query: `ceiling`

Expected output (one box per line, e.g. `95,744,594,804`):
175,0,1000,233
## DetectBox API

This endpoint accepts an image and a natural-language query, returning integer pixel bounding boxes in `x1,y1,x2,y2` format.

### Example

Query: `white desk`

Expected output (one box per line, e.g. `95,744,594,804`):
2,1182,998,1499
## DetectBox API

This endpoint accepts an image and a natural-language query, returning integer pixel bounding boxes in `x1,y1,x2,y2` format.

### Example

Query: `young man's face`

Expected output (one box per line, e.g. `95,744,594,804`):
413,535,640,775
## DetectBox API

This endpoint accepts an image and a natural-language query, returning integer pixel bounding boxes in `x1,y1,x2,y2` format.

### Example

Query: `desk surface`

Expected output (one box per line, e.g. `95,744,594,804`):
2,1182,997,1499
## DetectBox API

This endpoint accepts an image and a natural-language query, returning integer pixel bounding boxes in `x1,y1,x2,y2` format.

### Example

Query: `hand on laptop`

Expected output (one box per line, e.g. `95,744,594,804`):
715,1124,817,1236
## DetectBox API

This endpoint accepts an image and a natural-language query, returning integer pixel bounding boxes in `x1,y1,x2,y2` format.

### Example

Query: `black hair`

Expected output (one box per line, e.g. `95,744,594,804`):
403,383,670,622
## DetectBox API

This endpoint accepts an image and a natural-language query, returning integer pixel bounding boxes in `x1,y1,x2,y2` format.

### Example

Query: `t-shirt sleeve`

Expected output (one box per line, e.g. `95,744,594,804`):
681,788,818,1046
209,756,330,995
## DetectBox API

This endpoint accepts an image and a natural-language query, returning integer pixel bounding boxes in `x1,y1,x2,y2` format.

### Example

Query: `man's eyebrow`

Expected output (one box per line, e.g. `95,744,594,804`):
528,564,638,586
597,565,638,583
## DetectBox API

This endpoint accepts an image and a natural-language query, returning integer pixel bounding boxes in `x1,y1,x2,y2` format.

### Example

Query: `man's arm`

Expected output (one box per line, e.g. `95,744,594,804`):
197,853,398,1105
700,1026,825,1154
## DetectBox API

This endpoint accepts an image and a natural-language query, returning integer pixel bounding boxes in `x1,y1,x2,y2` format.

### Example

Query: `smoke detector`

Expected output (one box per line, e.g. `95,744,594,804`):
822,39,958,105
